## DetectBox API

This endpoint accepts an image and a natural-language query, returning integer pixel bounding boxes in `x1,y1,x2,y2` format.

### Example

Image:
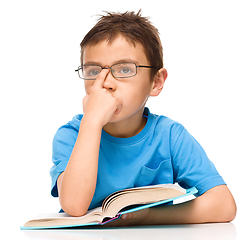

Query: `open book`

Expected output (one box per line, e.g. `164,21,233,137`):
21,184,197,230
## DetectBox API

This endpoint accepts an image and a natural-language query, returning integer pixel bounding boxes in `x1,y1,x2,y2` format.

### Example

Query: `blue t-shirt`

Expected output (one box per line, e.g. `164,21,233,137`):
50,108,225,210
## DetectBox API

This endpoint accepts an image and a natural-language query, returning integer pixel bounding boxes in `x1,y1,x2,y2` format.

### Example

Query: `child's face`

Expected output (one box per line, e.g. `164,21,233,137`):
82,35,160,125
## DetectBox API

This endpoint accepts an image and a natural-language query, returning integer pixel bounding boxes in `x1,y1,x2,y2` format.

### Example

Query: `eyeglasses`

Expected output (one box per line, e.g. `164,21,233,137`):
75,62,159,80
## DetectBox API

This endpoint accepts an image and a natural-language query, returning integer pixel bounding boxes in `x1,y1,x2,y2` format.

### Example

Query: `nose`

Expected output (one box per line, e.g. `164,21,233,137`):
103,69,117,91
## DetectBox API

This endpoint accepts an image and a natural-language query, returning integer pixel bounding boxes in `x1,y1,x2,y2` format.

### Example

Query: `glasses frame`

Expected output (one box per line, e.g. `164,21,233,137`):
75,62,159,80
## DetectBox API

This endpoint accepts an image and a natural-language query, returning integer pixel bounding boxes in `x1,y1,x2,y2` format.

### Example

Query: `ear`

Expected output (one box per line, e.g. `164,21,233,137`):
150,68,168,97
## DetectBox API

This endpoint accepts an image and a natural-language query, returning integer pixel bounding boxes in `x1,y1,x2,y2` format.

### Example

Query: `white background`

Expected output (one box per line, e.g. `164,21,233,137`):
0,0,243,238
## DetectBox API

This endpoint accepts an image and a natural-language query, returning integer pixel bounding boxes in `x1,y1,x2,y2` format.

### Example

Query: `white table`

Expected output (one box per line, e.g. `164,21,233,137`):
13,221,241,240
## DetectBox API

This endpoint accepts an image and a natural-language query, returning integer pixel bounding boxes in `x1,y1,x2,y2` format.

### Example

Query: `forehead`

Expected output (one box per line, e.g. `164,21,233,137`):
82,35,149,65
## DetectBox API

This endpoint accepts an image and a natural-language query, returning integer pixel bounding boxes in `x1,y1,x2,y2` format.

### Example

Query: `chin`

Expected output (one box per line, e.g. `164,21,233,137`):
108,112,125,123
108,116,121,123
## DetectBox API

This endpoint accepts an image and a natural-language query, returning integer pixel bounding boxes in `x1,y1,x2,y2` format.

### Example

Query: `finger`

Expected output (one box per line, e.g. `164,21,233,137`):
121,213,130,220
93,68,110,89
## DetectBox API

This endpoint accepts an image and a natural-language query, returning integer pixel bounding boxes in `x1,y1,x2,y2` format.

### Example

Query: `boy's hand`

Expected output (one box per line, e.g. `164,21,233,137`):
83,69,122,127
104,208,150,227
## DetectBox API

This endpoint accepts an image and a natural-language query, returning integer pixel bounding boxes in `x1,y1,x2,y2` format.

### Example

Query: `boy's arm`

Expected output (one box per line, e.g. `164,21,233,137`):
106,185,236,226
57,116,102,217
57,69,121,217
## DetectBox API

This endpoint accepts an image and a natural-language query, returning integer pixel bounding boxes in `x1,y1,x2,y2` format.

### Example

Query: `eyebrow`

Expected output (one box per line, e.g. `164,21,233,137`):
83,58,139,66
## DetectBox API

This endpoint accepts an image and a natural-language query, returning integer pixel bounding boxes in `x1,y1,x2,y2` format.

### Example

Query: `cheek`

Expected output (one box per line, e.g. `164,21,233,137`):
84,81,95,93
121,83,151,106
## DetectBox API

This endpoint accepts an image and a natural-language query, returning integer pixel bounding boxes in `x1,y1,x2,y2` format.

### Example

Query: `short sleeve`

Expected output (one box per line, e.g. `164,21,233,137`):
171,124,226,196
49,124,78,197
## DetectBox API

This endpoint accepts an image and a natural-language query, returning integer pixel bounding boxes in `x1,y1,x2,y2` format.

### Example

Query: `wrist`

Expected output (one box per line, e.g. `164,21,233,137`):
81,113,104,130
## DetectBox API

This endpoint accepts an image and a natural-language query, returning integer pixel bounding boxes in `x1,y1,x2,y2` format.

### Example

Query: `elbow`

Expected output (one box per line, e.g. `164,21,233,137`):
201,185,237,223
57,173,93,217
62,204,88,217
60,198,89,217
223,200,237,223
218,189,237,223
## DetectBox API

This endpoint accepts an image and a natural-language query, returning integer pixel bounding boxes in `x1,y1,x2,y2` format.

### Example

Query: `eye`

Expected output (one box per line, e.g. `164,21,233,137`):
119,67,132,74
88,69,100,76
113,63,136,77
82,66,102,78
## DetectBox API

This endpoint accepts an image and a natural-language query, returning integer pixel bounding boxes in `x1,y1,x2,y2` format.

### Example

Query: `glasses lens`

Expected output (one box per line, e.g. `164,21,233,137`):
112,63,136,78
81,65,102,79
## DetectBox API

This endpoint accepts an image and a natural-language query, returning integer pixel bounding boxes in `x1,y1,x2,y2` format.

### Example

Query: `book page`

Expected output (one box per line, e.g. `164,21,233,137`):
24,207,103,228
103,184,186,218
102,184,185,212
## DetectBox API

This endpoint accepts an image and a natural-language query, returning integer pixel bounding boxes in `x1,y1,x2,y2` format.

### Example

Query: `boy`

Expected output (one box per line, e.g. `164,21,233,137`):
50,11,236,226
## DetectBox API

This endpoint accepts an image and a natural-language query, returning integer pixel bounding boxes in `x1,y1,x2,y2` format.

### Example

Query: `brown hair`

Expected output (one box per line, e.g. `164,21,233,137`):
80,10,163,80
